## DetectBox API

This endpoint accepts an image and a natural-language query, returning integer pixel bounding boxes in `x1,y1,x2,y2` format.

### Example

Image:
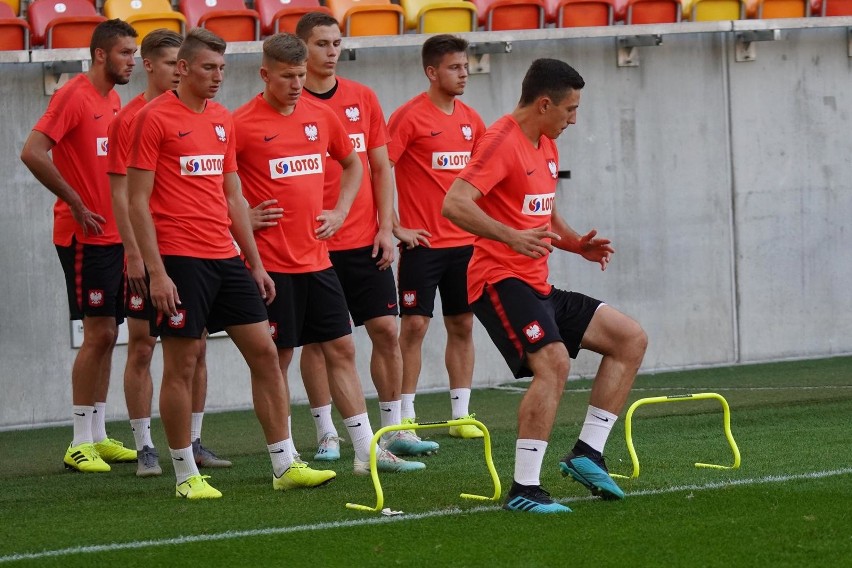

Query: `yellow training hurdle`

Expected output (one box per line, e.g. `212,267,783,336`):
345,417,502,513
610,392,742,480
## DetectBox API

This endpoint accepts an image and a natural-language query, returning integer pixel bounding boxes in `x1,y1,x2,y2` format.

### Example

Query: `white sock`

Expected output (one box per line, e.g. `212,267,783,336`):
514,439,548,486
91,402,107,443
287,414,293,440
401,393,416,420
130,418,153,451
72,405,94,447
450,388,472,419
578,405,618,454
191,412,204,442
311,404,337,443
268,440,294,477
170,446,198,484
379,400,401,429
286,437,299,459
343,413,374,463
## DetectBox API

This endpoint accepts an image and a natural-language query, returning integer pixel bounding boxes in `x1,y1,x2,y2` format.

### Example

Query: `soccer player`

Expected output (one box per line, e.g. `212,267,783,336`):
234,32,423,475
442,59,648,513
387,34,486,439
293,12,438,460
20,19,139,473
107,29,231,478
127,29,335,499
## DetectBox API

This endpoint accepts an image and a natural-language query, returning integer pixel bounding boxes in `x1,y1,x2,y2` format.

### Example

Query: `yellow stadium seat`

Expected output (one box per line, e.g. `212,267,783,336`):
400,0,477,32
103,0,186,44
687,0,743,19
325,0,405,36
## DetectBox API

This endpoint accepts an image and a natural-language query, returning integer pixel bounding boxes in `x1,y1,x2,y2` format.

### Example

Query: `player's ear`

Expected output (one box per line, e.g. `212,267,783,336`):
176,58,190,76
425,65,438,82
259,65,269,83
93,47,106,65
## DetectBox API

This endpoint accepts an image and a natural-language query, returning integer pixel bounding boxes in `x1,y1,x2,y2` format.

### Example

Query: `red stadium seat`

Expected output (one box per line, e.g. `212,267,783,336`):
103,0,186,44
28,0,106,48
255,0,331,35
469,0,546,30
556,0,614,26
625,0,682,22
0,2,29,50
324,0,405,36
1,0,22,15
179,0,261,41
821,0,852,14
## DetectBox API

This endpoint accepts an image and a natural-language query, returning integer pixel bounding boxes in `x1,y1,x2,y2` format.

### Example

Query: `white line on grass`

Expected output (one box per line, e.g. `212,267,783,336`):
492,385,852,394
2,467,851,564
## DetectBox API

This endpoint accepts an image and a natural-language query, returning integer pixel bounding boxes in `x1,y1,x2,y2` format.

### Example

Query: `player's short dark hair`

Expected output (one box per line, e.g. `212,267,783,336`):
178,28,226,63
518,59,585,107
90,19,137,60
421,34,468,71
263,33,307,66
295,12,340,41
140,29,182,60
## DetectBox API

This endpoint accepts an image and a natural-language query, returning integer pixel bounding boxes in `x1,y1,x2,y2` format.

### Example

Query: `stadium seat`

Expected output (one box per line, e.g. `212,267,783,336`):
754,0,809,16
625,0,682,22
555,0,614,26
0,2,29,50
103,0,186,44
28,0,106,48
1,0,21,15
325,0,405,36
821,0,852,14
686,0,743,19
255,0,331,35
469,0,546,30
400,0,477,32
179,0,261,41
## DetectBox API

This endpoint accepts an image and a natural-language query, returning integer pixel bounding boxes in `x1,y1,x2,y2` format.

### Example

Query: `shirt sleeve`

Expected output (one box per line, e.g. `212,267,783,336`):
106,114,129,176
223,116,237,174
385,105,411,164
364,87,390,150
457,128,510,197
327,109,354,162
32,85,82,146
127,107,163,172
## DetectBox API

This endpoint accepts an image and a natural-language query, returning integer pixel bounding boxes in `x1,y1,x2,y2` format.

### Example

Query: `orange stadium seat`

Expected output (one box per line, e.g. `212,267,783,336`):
1,0,21,15
469,0,546,30
687,0,743,19
255,0,331,35
179,0,261,41
754,0,808,16
28,0,106,48
324,0,405,36
103,0,186,43
625,0,682,22
0,3,29,50
821,0,852,14
400,0,477,32
555,0,614,26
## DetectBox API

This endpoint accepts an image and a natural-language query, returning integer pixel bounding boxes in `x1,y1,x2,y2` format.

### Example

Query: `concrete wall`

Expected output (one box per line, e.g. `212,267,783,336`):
2,23,850,429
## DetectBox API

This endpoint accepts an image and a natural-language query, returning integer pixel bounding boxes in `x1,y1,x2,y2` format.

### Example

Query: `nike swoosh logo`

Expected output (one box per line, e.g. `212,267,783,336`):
387,303,397,309
451,396,460,400
178,131,192,138
347,423,362,428
313,414,320,418
519,447,539,452
264,134,279,142
74,412,86,416
430,131,442,136
591,414,610,422
381,408,392,412
270,449,285,453
526,169,536,175
176,488,190,498
94,114,103,120
173,457,185,461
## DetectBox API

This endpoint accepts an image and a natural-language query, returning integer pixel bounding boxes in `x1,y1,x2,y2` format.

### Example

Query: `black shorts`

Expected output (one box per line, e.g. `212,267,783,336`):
124,266,152,321
329,245,398,326
471,278,602,379
397,245,472,318
266,268,352,348
152,256,268,339
55,237,125,323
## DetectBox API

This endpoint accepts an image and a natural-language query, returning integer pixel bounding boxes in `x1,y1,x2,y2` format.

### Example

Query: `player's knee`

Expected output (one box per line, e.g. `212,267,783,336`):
325,337,356,363
127,339,155,366
445,314,473,340
624,320,648,364
82,321,118,352
400,315,430,340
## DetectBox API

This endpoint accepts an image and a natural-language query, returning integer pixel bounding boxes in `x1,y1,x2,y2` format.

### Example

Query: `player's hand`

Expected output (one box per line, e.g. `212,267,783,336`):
250,199,283,230
393,225,432,249
372,228,395,270
578,229,615,271
315,209,345,240
125,254,148,296
149,273,180,316
509,225,560,259
252,266,276,305
70,203,106,237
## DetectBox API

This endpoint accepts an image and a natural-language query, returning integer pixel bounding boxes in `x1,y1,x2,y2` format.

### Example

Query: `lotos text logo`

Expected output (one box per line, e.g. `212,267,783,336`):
432,151,470,171
522,192,555,216
96,137,108,156
180,155,224,176
268,154,323,179
523,321,544,343
348,133,366,153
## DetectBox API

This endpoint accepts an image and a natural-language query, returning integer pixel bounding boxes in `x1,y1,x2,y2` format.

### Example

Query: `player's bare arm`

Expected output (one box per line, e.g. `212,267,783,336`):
551,210,614,271
316,149,362,241
21,131,106,237
249,199,284,230
109,173,148,296
443,178,560,259
128,167,180,315
388,158,432,250
367,144,396,269
225,172,275,304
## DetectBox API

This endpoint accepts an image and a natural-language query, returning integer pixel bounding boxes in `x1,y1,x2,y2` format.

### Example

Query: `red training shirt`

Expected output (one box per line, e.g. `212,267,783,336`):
106,93,146,176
